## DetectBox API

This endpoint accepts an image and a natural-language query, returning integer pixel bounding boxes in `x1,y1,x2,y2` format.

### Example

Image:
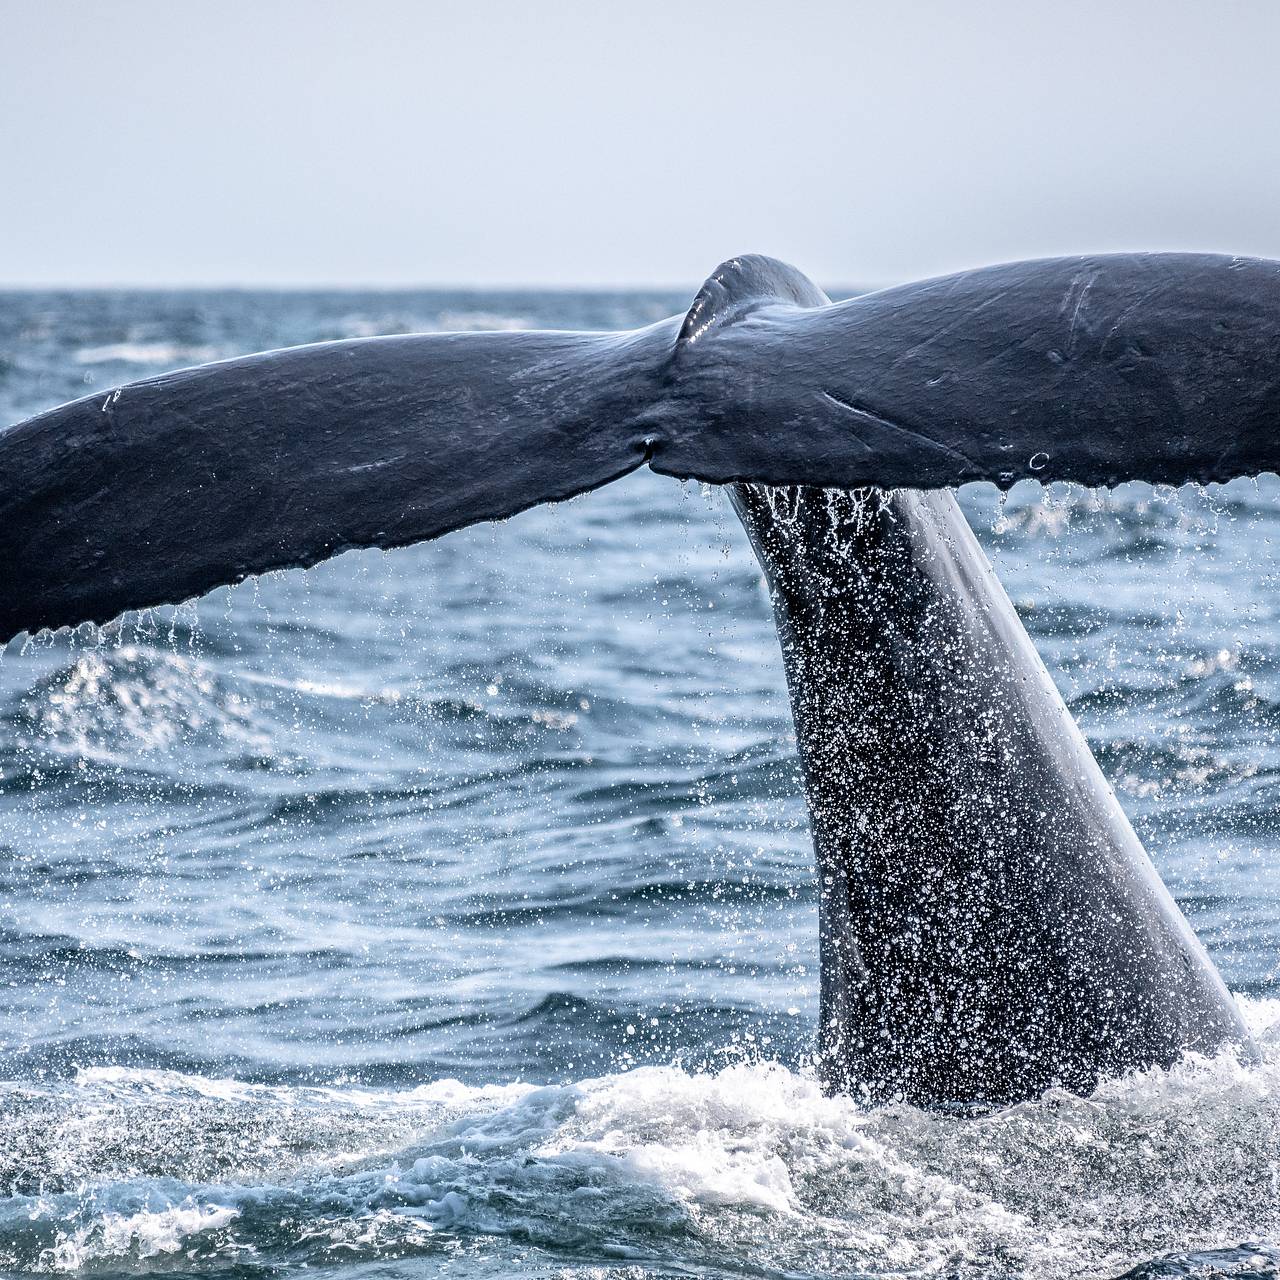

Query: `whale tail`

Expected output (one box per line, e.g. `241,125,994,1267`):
1,254,1273,1104
3,252,1280,639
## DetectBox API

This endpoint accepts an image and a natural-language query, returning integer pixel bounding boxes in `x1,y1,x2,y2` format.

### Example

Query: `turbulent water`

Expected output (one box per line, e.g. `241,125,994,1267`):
1,289,1279,1279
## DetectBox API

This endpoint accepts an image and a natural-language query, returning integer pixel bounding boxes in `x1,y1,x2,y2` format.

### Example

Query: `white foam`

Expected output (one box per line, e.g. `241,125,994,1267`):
73,342,220,365
75,1062,530,1113
44,1201,238,1271
10,1025,1280,1276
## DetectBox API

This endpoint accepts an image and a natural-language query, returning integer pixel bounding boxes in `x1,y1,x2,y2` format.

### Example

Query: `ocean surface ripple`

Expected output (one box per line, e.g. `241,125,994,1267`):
1,289,1278,1278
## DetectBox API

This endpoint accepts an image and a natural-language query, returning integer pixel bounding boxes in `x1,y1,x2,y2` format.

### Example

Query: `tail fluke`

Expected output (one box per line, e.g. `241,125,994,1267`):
4,251,1280,642
654,252,1280,492
0,325,671,639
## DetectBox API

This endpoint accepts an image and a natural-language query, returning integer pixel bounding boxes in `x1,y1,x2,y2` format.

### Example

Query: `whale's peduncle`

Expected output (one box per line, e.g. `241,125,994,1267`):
731,482,1251,1104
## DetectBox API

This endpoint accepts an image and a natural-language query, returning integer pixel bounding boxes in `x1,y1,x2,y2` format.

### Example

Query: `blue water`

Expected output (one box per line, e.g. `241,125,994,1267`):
1,290,1279,1279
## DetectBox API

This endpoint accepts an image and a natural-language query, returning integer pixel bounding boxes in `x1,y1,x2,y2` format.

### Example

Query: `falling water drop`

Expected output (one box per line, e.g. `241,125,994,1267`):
992,490,1011,535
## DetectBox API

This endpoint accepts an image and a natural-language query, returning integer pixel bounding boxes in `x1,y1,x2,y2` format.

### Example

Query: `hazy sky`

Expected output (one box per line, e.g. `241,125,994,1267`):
3,0,1279,287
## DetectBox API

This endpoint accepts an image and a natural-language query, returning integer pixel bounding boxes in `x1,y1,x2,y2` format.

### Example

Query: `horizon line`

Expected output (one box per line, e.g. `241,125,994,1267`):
0,278,879,295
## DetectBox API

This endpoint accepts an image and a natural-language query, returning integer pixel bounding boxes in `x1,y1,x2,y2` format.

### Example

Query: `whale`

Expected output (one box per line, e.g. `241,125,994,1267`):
3,252,1279,1104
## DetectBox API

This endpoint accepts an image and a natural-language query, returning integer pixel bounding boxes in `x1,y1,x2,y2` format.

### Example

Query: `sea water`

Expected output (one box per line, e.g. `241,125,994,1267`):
0,289,1278,1278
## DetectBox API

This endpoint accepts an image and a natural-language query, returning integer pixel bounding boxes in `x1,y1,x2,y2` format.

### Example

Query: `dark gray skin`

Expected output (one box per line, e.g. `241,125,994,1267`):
730,482,1251,1104
1,252,1275,1104
5,252,1280,640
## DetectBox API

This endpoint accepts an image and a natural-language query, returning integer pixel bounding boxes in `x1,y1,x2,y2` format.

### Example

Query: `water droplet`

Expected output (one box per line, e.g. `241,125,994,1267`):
1029,452,1049,472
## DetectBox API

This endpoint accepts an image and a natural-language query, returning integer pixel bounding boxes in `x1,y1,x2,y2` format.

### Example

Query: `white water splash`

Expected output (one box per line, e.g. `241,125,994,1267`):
3,1013,1279,1278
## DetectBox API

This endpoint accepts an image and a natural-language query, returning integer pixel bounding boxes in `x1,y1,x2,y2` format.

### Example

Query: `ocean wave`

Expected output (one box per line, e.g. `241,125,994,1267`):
2,1026,1279,1277
433,310,531,332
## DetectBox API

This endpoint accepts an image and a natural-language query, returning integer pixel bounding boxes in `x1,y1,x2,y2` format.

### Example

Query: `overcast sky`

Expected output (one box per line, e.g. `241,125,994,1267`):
3,0,1279,287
